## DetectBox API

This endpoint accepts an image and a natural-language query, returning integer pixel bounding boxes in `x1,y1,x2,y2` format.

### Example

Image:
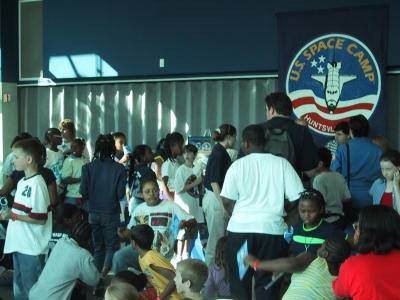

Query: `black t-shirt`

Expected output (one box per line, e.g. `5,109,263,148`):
260,117,318,173
290,220,345,256
204,143,232,191
10,167,56,186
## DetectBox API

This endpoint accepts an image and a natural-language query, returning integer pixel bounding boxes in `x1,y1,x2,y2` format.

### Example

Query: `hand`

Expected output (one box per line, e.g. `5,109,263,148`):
244,255,257,267
179,218,196,229
117,228,130,239
394,169,400,187
0,208,11,221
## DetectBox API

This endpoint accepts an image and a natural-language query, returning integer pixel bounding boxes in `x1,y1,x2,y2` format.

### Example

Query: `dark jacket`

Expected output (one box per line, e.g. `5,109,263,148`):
80,158,127,214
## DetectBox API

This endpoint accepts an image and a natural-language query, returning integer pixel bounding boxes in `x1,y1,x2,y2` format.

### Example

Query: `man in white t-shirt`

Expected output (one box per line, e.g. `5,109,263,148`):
221,125,304,300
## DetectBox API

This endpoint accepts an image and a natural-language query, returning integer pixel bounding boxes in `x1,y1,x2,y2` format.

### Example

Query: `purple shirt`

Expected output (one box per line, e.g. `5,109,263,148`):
203,264,231,299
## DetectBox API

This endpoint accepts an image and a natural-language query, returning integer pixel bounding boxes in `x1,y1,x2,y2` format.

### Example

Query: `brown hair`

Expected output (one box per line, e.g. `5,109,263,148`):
212,124,236,142
12,138,44,165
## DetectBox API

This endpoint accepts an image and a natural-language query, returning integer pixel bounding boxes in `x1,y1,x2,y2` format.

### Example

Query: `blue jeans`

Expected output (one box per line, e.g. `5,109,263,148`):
112,244,140,273
88,212,120,273
13,252,44,300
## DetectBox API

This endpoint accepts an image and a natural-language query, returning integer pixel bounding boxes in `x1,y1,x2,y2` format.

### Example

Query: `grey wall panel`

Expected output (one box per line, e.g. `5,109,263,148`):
18,75,400,151
18,78,277,151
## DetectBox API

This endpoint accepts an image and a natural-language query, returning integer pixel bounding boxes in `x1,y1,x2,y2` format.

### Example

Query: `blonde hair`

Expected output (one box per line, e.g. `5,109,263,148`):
58,119,76,135
177,259,208,293
104,281,139,300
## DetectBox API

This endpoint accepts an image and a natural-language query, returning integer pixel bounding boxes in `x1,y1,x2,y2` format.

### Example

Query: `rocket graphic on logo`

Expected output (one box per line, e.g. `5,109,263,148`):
311,62,357,113
286,33,381,136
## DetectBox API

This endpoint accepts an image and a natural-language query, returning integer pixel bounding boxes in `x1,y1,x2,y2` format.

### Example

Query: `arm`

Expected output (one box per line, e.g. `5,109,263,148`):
117,167,127,200
10,213,46,225
162,176,174,201
47,181,58,207
79,165,89,201
79,256,100,286
183,176,202,192
149,264,176,300
222,196,235,217
61,177,81,185
210,182,224,207
245,252,315,273
393,169,400,213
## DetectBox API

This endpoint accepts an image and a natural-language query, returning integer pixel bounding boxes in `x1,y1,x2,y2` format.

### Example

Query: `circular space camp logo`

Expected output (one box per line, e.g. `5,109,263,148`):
286,33,381,135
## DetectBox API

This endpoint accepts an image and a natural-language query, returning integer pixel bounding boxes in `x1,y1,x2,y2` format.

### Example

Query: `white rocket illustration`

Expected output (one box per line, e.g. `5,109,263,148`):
312,62,357,113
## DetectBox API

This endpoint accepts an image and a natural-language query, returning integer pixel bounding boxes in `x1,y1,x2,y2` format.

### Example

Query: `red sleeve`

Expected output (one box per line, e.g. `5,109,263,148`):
332,259,354,298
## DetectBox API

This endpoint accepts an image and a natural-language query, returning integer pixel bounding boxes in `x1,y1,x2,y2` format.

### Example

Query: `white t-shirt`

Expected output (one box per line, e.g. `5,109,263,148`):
161,159,180,192
221,153,304,235
61,155,89,198
44,148,65,184
4,174,52,255
174,164,205,223
312,171,350,222
29,237,99,300
128,200,192,258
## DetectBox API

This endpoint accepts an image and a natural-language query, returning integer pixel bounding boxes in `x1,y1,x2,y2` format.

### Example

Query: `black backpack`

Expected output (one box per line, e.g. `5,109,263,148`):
265,124,296,166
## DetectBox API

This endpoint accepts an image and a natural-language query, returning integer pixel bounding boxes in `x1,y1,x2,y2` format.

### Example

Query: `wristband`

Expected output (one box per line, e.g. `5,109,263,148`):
252,260,261,271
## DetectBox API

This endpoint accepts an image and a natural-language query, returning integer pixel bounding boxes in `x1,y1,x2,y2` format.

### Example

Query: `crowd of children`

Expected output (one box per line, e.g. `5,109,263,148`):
1,91,400,300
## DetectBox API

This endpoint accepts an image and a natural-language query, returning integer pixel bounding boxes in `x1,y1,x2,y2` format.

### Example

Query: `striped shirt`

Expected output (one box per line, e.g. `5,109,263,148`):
4,173,52,255
283,257,335,300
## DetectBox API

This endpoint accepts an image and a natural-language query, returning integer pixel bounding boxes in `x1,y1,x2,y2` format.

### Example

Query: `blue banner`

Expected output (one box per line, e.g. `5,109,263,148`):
277,5,388,145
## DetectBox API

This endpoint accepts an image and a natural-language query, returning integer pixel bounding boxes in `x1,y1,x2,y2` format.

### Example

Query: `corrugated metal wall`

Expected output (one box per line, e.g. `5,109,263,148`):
18,78,277,153
17,75,400,152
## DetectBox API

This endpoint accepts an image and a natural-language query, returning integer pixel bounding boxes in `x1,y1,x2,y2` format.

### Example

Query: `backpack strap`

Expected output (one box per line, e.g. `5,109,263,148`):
345,143,350,188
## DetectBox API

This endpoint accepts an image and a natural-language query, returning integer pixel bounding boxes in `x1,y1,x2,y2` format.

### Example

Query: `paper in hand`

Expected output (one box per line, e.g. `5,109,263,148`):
237,239,249,280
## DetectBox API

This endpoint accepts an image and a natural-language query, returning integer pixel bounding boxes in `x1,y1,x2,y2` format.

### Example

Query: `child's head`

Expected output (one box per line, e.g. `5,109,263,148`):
132,145,153,164
298,189,325,227
71,220,92,249
317,147,332,169
10,132,32,149
140,178,160,206
175,259,208,297
104,281,138,300
71,138,86,157
112,271,147,292
380,150,400,182
183,144,198,165
112,132,126,152
317,236,351,276
349,115,369,138
334,122,350,145
58,119,76,141
212,124,237,148
164,132,185,160
130,224,154,251
55,203,82,228
12,138,44,171
44,128,62,147
94,134,116,160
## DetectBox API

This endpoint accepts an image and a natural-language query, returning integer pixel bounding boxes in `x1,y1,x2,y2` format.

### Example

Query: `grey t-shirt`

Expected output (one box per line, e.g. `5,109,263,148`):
312,171,351,223
29,237,99,300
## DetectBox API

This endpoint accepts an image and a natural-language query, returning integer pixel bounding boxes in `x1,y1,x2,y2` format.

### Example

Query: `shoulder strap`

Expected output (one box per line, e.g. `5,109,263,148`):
345,143,350,188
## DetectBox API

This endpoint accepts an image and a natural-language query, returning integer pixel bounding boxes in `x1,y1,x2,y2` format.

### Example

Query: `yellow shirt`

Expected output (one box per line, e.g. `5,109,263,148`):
139,250,181,300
